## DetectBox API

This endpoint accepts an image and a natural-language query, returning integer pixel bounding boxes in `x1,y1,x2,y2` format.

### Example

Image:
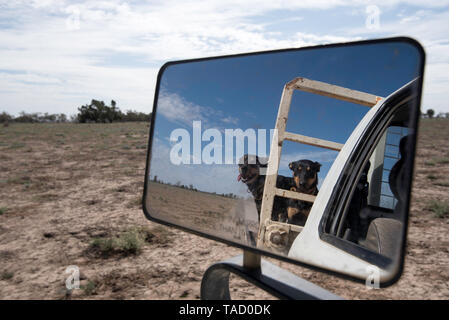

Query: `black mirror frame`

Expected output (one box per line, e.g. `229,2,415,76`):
142,36,425,287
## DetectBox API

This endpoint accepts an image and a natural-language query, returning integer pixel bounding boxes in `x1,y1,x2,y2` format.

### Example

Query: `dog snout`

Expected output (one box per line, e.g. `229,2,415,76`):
296,171,308,186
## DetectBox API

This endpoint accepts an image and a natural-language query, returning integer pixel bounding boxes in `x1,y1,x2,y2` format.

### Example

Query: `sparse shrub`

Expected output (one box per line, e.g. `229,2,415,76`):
1,270,14,280
7,176,31,185
9,142,26,149
0,112,13,123
81,280,97,295
89,228,145,257
0,207,7,215
33,193,59,202
427,200,449,218
434,181,449,187
118,229,143,254
88,226,172,258
90,237,115,253
436,157,449,164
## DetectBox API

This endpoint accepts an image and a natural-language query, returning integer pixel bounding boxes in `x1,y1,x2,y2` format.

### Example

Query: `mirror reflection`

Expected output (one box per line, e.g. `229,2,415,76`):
144,40,423,281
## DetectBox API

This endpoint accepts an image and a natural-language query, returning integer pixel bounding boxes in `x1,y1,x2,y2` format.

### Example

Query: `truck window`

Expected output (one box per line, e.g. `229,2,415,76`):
332,115,412,261
367,126,409,210
318,81,419,267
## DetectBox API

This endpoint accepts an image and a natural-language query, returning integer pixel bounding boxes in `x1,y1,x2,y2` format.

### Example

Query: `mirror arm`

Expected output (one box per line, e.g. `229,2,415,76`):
243,249,261,269
200,254,343,300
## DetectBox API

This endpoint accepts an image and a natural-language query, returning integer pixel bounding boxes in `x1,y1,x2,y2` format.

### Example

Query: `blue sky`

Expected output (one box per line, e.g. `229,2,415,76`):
149,41,422,195
0,1,448,118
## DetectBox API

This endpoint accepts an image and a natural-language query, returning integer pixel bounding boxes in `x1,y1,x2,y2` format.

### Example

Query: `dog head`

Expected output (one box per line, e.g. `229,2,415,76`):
288,159,321,191
237,154,267,184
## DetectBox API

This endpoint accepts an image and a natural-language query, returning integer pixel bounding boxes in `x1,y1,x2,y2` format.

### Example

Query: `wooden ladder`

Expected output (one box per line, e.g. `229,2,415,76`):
257,77,382,250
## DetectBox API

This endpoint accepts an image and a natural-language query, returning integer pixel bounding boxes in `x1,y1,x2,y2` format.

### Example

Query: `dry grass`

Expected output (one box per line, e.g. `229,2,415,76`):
426,200,449,218
87,226,166,258
1,270,14,280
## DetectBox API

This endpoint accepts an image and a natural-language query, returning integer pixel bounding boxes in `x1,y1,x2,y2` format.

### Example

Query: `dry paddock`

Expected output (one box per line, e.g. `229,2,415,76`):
0,119,448,299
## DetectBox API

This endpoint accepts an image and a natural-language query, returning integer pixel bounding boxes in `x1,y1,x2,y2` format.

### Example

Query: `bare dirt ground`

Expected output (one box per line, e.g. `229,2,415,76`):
0,120,448,300
147,181,259,246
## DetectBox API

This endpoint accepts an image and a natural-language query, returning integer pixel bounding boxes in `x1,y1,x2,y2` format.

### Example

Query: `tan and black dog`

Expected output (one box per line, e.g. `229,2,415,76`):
238,154,294,223
287,160,321,226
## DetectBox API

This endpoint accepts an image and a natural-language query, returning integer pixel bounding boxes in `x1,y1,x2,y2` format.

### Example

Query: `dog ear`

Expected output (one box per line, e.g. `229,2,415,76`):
314,162,322,172
257,156,268,167
289,162,295,171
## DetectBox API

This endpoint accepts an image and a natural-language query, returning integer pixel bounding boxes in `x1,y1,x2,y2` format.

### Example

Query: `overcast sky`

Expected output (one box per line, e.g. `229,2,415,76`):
1,0,448,116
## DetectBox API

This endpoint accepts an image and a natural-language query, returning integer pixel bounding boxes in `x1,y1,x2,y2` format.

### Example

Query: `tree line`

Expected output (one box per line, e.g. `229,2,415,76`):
0,111,69,123
0,99,151,124
421,109,449,119
76,99,151,123
152,176,242,200
2,105,447,124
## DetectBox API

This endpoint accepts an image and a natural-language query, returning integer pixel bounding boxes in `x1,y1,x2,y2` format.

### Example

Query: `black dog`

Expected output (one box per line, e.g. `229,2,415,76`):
287,160,321,225
238,154,294,223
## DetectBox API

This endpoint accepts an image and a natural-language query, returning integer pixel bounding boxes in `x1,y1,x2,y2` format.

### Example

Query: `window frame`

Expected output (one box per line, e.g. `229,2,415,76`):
318,80,419,268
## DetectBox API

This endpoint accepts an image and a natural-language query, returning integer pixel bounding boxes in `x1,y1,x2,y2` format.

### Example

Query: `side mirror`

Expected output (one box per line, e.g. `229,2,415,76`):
143,37,425,286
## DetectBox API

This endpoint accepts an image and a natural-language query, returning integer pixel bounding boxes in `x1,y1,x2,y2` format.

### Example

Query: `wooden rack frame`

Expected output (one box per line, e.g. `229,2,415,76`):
257,77,383,250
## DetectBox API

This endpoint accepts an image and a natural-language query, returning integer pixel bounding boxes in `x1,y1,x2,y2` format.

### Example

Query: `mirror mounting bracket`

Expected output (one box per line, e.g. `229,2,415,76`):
200,252,342,300
243,249,261,270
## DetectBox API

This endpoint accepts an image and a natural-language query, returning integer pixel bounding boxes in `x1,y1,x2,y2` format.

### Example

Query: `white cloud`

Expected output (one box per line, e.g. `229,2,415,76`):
222,116,239,125
157,91,239,129
0,0,449,115
0,0,368,117
157,91,209,127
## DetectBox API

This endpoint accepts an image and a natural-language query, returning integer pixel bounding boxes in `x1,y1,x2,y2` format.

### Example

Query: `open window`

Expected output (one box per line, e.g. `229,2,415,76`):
320,81,418,269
